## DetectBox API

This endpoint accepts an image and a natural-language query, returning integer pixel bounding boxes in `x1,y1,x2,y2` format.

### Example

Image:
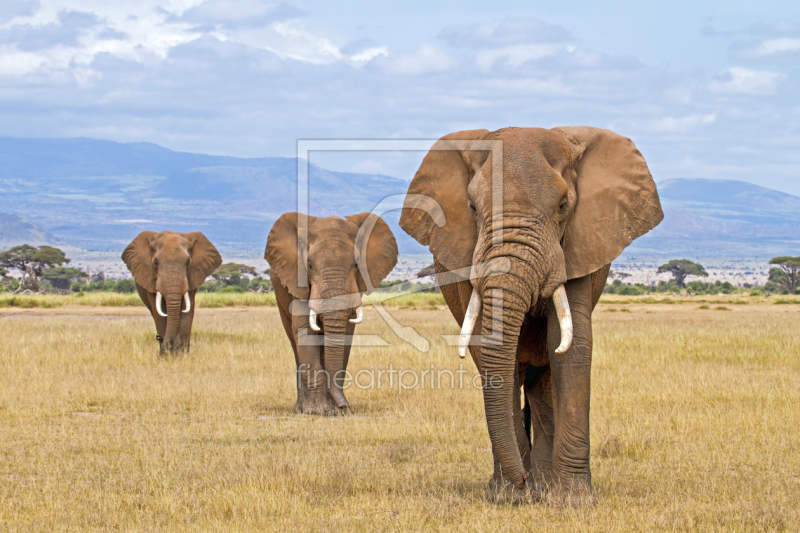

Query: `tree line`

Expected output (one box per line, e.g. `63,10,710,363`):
605,257,800,296
0,244,272,294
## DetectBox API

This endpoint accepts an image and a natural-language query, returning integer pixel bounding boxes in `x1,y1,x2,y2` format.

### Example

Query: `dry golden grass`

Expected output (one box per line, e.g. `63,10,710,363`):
0,298,798,531
0,289,447,310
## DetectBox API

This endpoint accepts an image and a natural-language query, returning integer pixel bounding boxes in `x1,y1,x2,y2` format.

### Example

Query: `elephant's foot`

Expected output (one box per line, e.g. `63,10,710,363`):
528,461,553,501
485,474,539,505
546,475,596,507
294,395,345,416
328,390,350,411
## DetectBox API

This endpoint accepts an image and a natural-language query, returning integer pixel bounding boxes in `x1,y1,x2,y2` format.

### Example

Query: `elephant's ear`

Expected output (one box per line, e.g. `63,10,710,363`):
345,213,399,294
265,212,311,299
121,231,158,293
184,232,222,291
553,126,664,280
399,129,490,272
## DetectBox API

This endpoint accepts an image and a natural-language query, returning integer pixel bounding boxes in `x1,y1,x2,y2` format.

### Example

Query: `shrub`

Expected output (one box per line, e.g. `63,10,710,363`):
219,285,244,293
114,279,136,293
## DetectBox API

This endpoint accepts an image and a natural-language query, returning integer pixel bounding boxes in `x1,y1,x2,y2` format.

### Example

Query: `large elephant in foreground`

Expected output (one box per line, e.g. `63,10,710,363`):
400,127,663,504
122,231,222,354
266,212,398,414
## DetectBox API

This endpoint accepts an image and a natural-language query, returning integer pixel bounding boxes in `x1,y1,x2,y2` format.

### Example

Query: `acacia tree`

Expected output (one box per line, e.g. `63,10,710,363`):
41,267,88,290
0,245,70,290
656,259,708,289
768,256,800,294
211,263,258,286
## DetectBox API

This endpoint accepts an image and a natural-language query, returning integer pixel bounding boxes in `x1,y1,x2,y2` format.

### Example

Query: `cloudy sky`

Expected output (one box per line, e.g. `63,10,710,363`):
1,0,799,193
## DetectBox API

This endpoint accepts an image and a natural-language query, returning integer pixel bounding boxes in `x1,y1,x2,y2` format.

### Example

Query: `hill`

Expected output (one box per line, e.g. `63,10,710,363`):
0,137,415,254
1,137,797,259
0,213,77,251
626,179,800,258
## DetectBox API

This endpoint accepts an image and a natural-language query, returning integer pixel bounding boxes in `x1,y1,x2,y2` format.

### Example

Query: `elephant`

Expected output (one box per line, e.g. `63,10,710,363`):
122,231,222,355
266,212,398,414
399,126,663,505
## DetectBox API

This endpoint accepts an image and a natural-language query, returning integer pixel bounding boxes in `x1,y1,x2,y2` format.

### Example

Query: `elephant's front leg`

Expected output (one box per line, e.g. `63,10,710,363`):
546,274,595,506
175,290,197,353
293,317,332,414
141,288,167,354
326,318,356,411
525,366,555,496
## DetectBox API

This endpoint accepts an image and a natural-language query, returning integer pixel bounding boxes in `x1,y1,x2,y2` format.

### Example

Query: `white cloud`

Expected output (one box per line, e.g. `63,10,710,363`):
440,18,573,48
167,0,301,29
475,44,570,70
708,67,781,94
732,37,800,63
383,44,456,75
349,45,387,64
0,0,40,25
652,113,716,132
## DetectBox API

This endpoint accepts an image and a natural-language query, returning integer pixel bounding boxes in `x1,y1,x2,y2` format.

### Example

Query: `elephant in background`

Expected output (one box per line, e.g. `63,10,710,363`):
122,231,222,355
400,126,662,504
266,212,398,414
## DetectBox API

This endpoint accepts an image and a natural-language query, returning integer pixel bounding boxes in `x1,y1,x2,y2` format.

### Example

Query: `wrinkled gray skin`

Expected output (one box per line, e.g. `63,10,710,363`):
400,127,663,505
266,213,398,415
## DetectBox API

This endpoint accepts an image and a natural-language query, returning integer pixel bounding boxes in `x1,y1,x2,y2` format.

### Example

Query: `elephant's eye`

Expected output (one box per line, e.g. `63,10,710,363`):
468,202,478,220
559,198,569,211
153,258,158,267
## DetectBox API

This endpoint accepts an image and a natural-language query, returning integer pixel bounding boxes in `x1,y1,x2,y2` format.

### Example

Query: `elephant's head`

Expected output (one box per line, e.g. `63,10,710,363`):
400,127,663,487
265,213,398,408
122,231,222,353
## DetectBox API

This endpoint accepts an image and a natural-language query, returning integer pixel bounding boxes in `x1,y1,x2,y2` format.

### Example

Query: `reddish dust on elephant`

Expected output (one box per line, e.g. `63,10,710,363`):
400,126,663,505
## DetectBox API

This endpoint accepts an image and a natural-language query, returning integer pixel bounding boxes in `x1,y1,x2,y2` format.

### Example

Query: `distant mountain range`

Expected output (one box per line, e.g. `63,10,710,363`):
631,179,800,257
0,137,797,258
0,213,75,251
0,137,413,254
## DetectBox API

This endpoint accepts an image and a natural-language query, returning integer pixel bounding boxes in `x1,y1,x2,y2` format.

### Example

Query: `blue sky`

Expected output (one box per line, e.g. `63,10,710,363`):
0,0,798,194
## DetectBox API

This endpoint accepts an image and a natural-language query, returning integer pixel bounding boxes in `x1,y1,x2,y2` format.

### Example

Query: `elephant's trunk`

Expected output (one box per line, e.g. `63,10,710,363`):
163,293,184,351
478,269,531,489
321,309,351,409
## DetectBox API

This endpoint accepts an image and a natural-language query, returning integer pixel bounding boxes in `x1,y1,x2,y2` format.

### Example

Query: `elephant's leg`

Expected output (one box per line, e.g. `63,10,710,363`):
327,319,356,412
546,274,595,506
175,290,197,353
276,294,305,411
293,314,330,414
140,287,167,354
525,366,555,495
486,369,533,503
294,333,329,414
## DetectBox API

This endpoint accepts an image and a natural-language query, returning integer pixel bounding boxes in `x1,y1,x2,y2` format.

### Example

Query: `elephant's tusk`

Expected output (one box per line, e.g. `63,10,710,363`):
182,292,191,314
552,285,573,354
155,291,168,317
458,290,481,358
309,307,321,332
349,305,364,324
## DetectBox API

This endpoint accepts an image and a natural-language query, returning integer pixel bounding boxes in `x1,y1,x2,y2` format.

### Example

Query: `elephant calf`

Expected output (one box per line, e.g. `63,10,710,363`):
266,212,398,414
122,231,222,354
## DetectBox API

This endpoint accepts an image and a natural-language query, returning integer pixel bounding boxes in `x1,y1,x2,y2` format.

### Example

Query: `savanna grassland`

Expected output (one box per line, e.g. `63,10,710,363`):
1,294,799,532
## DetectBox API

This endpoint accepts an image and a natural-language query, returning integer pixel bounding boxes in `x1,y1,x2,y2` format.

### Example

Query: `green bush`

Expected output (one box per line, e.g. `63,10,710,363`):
218,285,244,293
114,279,136,293
617,285,645,296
